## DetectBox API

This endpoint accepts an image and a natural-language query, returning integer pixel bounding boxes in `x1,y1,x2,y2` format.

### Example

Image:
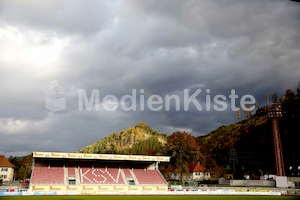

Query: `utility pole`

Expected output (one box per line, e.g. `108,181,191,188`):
229,148,238,178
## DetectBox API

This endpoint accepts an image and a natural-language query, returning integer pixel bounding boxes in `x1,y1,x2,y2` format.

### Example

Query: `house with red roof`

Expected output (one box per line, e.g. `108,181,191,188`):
188,162,210,181
0,155,14,182
168,162,211,184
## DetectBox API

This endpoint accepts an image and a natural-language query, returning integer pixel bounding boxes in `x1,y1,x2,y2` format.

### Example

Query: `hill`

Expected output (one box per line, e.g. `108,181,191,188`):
77,122,167,155
76,89,300,178
198,113,274,178
198,90,300,178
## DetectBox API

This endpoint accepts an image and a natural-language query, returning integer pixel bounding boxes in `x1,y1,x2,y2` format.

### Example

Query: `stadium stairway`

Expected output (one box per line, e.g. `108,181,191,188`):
63,167,80,185
119,169,127,185
129,169,139,184
157,169,168,184
123,168,132,179
122,168,139,185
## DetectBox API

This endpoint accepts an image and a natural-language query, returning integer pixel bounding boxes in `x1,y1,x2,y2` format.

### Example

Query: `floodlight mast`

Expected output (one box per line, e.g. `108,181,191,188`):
267,102,285,176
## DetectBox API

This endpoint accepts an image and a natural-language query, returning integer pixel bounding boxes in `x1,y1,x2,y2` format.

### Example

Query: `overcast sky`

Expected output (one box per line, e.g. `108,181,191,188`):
0,0,299,156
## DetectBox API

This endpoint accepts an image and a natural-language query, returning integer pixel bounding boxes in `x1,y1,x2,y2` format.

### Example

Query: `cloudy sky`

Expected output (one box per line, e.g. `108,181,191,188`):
0,0,299,156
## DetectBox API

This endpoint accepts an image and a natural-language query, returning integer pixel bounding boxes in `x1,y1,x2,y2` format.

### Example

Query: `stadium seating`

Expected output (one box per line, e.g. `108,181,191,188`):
30,165,167,186
31,166,64,184
133,169,166,184
123,168,133,179
79,167,125,184
68,167,76,177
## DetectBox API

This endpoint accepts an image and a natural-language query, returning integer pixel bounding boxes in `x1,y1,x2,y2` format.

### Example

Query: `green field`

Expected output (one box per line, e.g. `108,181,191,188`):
0,196,298,200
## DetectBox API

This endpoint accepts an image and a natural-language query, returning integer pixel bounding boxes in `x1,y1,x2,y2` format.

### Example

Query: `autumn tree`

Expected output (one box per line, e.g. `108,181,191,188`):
165,131,200,185
9,154,33,180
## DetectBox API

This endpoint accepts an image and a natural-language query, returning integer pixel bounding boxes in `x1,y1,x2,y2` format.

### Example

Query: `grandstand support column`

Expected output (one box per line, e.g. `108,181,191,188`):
64,167,68,185
75,168,80,185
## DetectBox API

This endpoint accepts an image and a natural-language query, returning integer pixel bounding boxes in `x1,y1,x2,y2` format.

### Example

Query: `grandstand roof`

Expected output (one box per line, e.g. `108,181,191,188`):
0,155,14,168
33,152,170,162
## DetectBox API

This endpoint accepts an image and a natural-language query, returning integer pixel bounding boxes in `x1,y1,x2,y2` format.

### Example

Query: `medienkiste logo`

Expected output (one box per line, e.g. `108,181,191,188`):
43,80,66,112
42,80,256,113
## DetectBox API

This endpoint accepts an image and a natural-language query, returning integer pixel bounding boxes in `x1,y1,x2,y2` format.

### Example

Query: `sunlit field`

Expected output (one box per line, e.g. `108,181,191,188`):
0,195,298,200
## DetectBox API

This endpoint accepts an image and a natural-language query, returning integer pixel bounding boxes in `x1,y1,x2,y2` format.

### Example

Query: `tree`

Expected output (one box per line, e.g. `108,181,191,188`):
9,154,33,180
285,89,294,99
130,136,164,155
165,131,200,185
272,93,278,103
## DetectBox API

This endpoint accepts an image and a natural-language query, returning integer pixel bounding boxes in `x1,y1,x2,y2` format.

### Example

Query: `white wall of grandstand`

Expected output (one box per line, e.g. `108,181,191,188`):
29,152,170,193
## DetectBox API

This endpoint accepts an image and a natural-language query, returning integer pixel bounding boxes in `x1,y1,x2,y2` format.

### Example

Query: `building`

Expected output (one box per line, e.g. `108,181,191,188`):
188,162,210,182
0,155,14,182
168,162,211,184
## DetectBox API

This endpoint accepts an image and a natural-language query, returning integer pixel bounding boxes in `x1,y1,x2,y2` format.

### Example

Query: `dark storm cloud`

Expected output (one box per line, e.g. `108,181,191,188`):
0,0,299,156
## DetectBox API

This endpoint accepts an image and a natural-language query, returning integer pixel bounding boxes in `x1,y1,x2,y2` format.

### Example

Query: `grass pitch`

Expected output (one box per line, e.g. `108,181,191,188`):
0,196,298,200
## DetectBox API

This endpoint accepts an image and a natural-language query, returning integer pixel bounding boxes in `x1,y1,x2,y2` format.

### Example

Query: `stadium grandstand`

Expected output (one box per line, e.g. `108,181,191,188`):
29,152,170,194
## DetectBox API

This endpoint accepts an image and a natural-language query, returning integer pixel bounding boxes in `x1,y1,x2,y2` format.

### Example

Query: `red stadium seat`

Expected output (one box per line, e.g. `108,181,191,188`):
68,167,76,177
123,168,133,178
31,166,64,184
133,169,166,184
